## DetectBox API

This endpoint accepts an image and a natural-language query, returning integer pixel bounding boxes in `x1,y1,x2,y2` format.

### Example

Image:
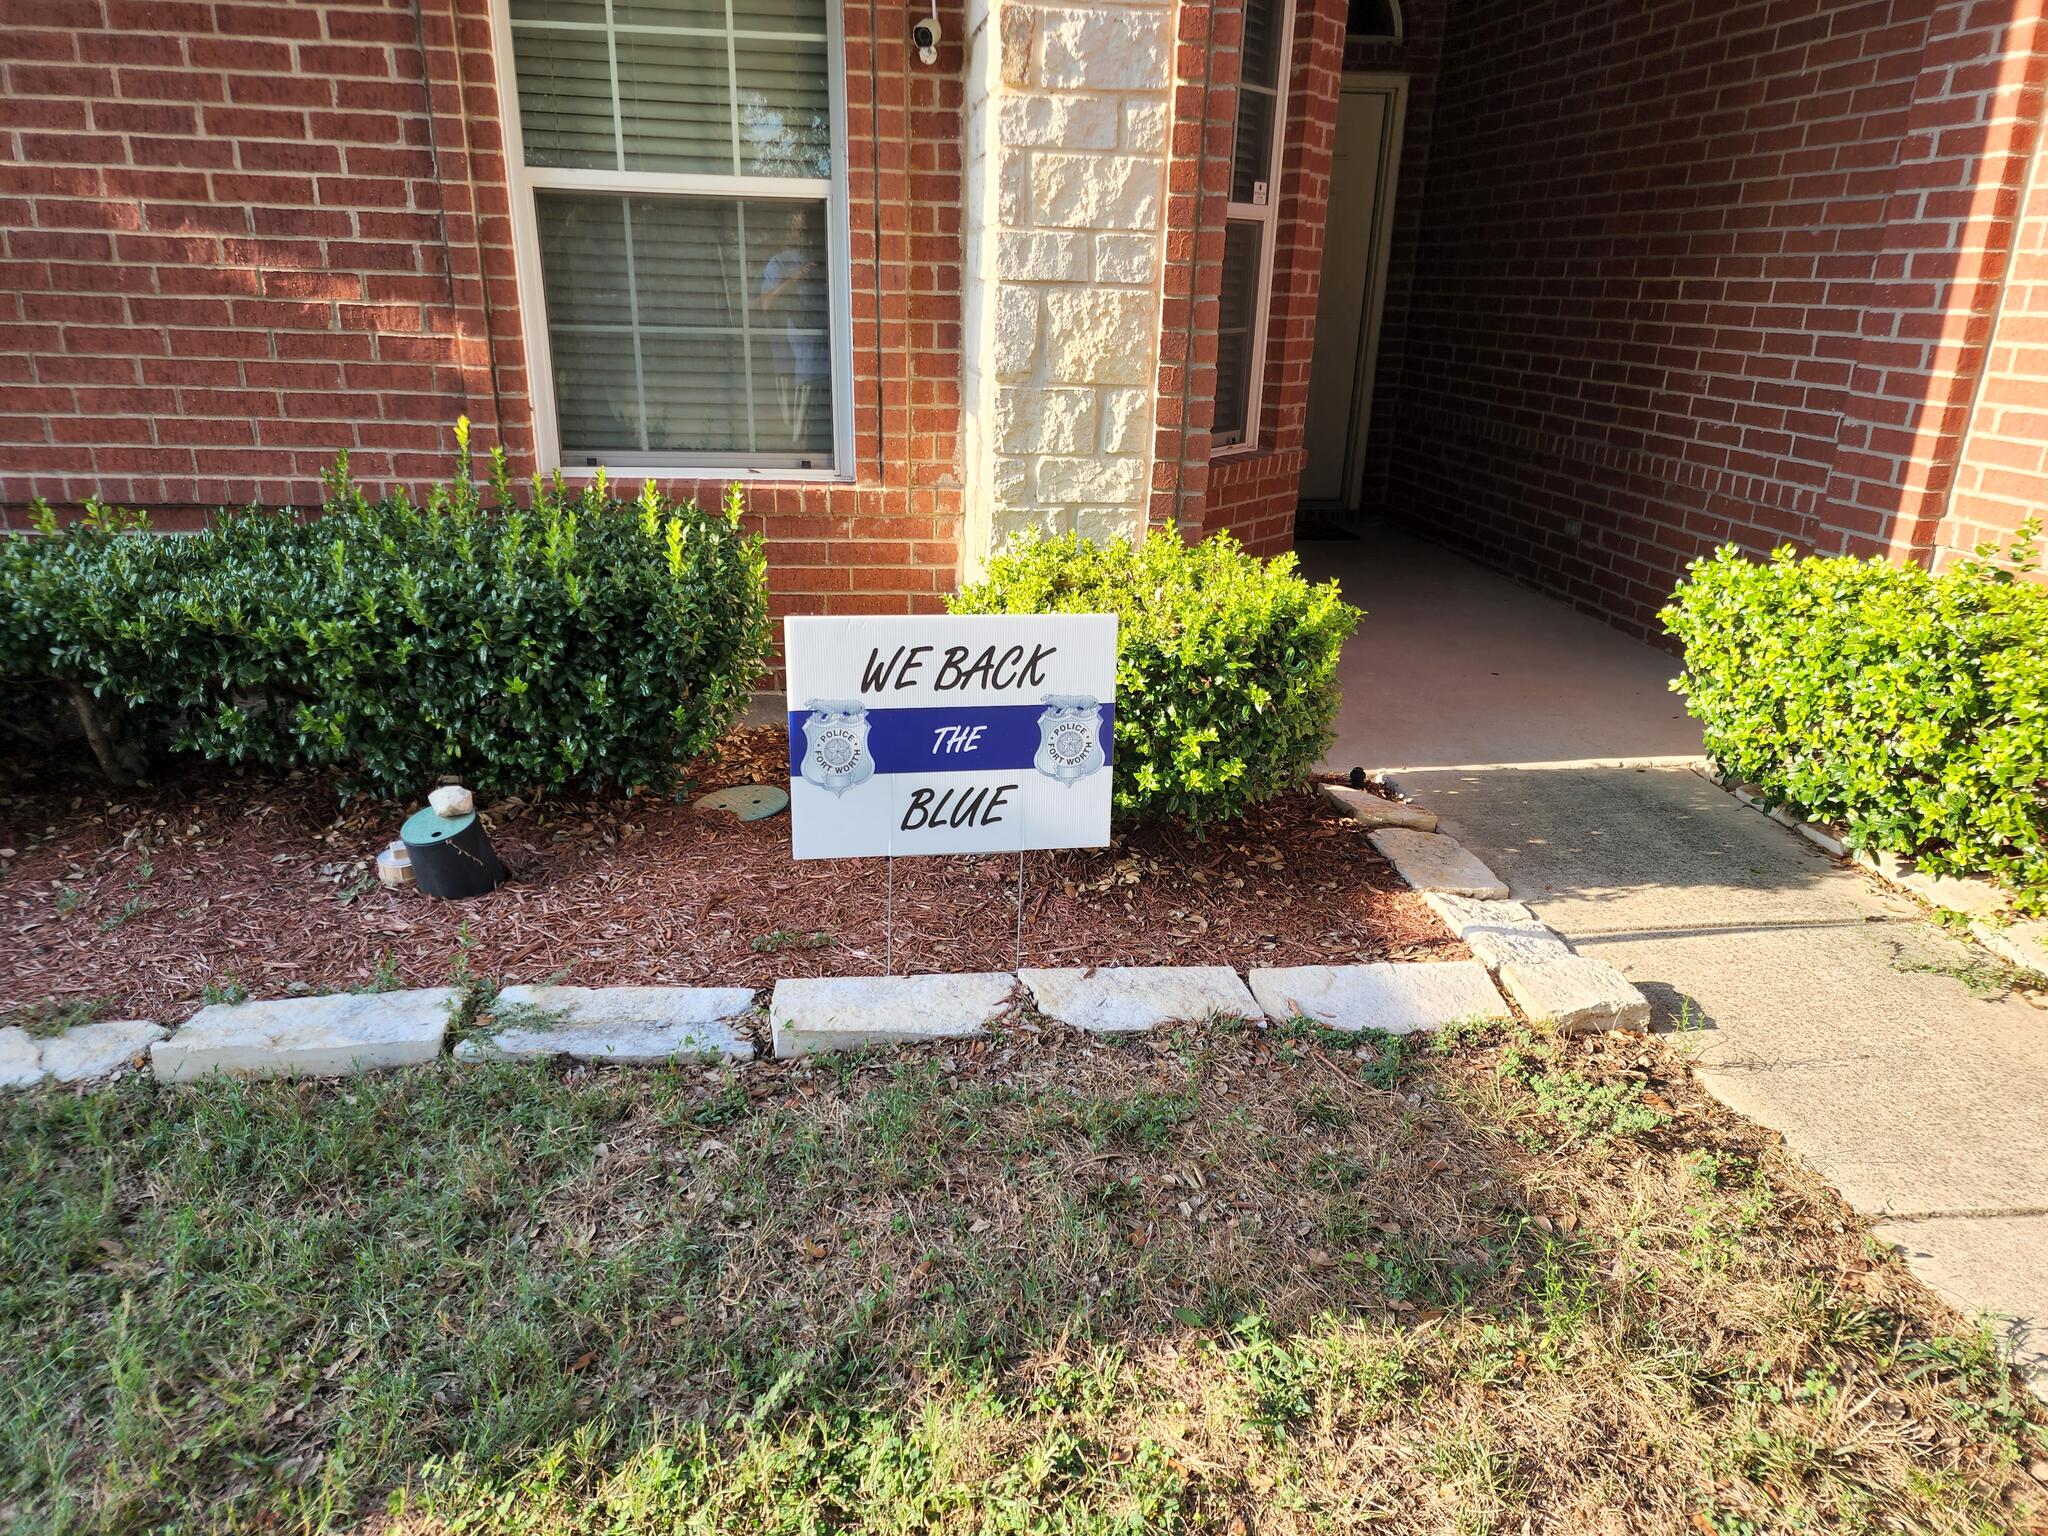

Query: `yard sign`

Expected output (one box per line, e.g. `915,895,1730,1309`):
785,614,1117,860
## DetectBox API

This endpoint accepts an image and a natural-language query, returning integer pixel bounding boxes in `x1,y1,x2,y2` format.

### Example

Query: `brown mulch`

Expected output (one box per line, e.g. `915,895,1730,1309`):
1,727,1461,1023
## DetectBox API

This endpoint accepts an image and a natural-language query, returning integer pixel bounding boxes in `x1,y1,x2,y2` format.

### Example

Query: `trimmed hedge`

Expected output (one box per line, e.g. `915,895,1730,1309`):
950,528,1359,829
0,424,771,799
1662,533,2048,908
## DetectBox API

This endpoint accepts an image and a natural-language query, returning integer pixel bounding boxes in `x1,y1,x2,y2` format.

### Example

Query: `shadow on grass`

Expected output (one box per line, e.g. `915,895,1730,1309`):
1,1018,2042,1534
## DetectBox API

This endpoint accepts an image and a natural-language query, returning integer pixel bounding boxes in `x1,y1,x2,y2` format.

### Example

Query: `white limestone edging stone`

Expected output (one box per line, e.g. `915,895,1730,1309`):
1248,962,1510,1035
1497,957,1650,1034
1020,965,1259,1033
771,973,1017,1058
1316,782,1438,832
1367,828,1510,898
456,985,756,1064
151,989,454,1084
0,1018,165,1089
1420,892,1572,970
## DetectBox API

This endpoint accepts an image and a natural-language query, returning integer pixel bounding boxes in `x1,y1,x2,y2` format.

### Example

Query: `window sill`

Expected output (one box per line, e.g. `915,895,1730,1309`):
543,463,854,484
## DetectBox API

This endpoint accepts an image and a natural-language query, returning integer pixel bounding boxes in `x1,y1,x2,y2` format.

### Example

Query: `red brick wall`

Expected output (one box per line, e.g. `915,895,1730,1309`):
0,0,964,638
1383,0,2048,637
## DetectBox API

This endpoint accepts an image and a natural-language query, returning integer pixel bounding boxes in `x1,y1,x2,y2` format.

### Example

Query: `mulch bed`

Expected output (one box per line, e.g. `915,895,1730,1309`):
1,727,1461,1024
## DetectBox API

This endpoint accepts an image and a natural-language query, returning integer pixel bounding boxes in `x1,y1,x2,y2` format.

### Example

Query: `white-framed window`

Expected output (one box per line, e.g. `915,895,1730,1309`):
492,0,854,477
1213,0,1293,452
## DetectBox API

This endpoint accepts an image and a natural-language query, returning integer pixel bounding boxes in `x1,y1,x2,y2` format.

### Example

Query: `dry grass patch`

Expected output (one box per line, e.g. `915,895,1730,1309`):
2,1017,2042,1534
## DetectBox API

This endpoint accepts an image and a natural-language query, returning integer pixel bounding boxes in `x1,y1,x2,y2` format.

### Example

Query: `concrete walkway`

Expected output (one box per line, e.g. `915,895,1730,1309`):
1310,528,2048,1394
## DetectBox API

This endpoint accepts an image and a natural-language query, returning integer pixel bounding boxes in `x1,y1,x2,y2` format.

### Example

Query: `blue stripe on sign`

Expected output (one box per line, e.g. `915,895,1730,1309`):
787,702,1115,775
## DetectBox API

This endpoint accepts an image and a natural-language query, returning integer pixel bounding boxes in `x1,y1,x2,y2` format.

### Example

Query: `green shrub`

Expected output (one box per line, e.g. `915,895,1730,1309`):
0,421,771,799
1661,531,2048,907
950,528,1359,828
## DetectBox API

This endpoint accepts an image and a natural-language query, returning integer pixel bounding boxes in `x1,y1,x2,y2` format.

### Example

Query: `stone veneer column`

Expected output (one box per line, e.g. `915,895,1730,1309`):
961,0,1174,574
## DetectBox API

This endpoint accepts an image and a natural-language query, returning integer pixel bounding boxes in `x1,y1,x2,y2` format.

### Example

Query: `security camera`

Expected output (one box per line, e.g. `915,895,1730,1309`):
912,12,940,63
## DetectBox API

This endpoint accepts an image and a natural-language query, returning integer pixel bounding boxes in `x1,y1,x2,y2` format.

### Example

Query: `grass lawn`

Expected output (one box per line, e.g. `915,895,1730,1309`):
3,1016,2043,1534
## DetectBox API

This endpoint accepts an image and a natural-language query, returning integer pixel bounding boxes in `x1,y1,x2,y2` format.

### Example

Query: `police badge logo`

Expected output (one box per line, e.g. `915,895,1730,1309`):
799,700,874,796
1034,694,1106,785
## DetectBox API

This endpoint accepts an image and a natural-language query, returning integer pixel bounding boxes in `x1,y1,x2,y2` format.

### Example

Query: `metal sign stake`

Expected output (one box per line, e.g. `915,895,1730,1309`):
1014,848,1025,971
885,853,894,976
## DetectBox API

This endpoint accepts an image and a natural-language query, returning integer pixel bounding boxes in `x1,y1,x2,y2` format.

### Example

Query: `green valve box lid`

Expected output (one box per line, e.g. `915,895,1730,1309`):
401,805,477,845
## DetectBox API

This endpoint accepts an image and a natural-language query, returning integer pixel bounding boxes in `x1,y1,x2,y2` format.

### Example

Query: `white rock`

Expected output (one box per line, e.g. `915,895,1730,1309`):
1421,892,1572,970
999,93,1119,148
1248,962,1510,1034
1099,387,1151,452
1038,9,1171,90
428,785,474,817
1032,153,1162,232
771,973,1017,1057
2,1019,168,1089
0,1029,38,1088
997,386,1098,453
1020,965,1259,1033
1497,957,1650,1034
455,985,756,1064
1036,454,1147,503
1367,827,1510,898
1072,506,1141,542
997,230,1087,282
1122,99,1169,153
152,989,454,1083
1970,917,2048,979
994,286,1039,379
1094,232,1157,285
1044,290,1156,383
1317,781,1438,831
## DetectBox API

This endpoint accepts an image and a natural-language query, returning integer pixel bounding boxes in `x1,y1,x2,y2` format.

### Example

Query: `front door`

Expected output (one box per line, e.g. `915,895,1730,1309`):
1301,77,1406,511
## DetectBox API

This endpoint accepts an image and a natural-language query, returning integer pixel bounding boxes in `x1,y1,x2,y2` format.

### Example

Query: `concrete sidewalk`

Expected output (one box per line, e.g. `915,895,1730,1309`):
1312,529,2048,1394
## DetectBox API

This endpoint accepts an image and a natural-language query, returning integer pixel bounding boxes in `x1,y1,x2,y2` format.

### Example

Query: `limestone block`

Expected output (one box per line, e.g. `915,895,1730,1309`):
1100,387,1150,452
1032,153,1161,231
1249,962,1510,1034
1037,455,1147,504
1420,892,1572,970
1000,4,1034,86
998,230,1087,281
995,502,1070,543
994,287,1040,379
1122,99,1169,152
152,989,454,1083
1094,232,1156,284
1045,289,1155,383
991,456,1031,510
1367,827,1511,898
998,152,1028,225
1316,781,1437,831
1021,965,1259,1032
771,973,1016,1057
1073,506,1141,542
1971,916,2048,978
997,386,1098,453
1000,93,1119,149
0,1018,166,1089
1497,957,1650,1033
1038,9,1171,90
454,985,756,1064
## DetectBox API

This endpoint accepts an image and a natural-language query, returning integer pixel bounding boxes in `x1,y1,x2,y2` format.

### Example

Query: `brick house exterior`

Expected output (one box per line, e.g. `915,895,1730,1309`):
3,0,2046,646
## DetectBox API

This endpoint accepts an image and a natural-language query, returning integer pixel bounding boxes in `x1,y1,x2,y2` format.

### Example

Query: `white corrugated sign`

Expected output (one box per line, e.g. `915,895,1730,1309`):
784,614,1117,860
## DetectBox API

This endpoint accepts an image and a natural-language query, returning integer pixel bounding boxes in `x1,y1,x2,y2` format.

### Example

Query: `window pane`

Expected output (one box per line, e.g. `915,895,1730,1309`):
1241,0,1280,90
513,28,616,168
618,30,734,173
511,0,831,176
537,190,834,463
736,37,833,177
1231,88,1274,203
1214,221,1261,444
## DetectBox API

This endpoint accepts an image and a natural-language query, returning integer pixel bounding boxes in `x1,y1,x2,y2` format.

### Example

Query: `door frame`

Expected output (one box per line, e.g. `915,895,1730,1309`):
1303,72,1408,514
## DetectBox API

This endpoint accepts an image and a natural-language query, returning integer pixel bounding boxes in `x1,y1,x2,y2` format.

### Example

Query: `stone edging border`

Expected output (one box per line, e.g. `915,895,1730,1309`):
3,784,1653,1090
1689,762,2048,983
